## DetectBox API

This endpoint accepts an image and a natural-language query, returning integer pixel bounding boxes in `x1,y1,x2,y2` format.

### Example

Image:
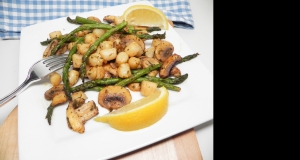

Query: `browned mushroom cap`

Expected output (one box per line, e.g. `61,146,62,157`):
103,15,124,25
71,98,86,109
120,35,145,51
154,40,174,62
159,54,182,78
103,15,115,24
98,86,132,111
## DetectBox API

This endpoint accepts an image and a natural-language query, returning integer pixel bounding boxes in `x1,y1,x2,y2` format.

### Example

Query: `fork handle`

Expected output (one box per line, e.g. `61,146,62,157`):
0,78,33,107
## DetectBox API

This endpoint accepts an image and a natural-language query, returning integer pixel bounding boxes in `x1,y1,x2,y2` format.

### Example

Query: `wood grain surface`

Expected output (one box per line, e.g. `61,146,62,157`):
0,106,202,160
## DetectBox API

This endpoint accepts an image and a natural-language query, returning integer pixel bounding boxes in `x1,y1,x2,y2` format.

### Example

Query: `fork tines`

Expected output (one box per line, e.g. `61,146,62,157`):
43,54,68,71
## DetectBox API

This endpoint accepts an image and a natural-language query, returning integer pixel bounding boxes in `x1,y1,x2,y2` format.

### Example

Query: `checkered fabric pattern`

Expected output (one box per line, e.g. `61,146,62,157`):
0,0,194,39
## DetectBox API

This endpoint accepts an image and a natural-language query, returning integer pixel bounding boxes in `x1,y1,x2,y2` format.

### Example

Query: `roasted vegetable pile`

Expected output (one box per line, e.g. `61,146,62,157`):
42,15,199,133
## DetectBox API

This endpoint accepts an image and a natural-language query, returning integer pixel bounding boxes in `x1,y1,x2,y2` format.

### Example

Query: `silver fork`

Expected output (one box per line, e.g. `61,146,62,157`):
0,54,68,106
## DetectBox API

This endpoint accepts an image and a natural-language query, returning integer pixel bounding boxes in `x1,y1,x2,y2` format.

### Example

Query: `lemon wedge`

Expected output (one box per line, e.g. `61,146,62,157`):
94,86,169,131
122,4,169,30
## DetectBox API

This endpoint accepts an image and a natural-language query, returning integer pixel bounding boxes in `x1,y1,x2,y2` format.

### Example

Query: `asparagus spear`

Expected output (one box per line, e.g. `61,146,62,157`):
133,77,181,91
71,78,121,93
179,53,200,63
86,86,104,92
45,105,54,125
40,35,79,46
79,21,128,82
40,37,61,46
71,75,182,92
155,81,181,91
73,52,197,91
50,23,113,56
71,82,98,93
67,16,165,40
121,26,165,39
62,37,85,100
123,25,161,34
67,16,108,25
69,16,161,33
71,64,163,91
135,32,166,40
72,77,181,92
72,74,187,92
115,64,162,86
144,73,188,84
146,27,161,32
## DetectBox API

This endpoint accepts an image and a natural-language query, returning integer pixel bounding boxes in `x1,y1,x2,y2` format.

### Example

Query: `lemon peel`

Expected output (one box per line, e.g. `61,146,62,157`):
122,5,169,30
94,86,169,131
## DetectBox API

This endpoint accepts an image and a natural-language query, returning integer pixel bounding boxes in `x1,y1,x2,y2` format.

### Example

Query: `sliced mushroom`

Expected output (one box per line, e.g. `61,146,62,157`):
44,84,64,100
43,39,58,58
103,71,113,78
66,103,83,133
66,100,99,134
75,101,99,123
141,57,160,76
154,40,174,62
103,63,118,77
98,86,132,111
159,54,182,78
170,66,181,77
141,57,160,68
56,44,68,56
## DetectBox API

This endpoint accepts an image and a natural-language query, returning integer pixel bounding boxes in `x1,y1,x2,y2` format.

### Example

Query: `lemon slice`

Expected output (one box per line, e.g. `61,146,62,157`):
94,86,169,131
122,4,169,30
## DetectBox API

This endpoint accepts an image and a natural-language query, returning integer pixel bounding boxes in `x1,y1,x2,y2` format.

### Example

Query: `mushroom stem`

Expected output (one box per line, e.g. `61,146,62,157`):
66,100,99,134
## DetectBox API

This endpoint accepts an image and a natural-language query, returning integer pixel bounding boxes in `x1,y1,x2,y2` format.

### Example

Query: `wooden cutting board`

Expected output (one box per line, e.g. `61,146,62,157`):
0,106,203,160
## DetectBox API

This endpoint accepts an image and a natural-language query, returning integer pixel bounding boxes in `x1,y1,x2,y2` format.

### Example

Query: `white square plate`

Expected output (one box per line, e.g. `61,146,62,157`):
18,1,213,159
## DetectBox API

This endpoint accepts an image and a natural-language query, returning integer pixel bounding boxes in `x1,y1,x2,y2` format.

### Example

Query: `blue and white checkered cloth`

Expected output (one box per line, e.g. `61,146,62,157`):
0,0,194,40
